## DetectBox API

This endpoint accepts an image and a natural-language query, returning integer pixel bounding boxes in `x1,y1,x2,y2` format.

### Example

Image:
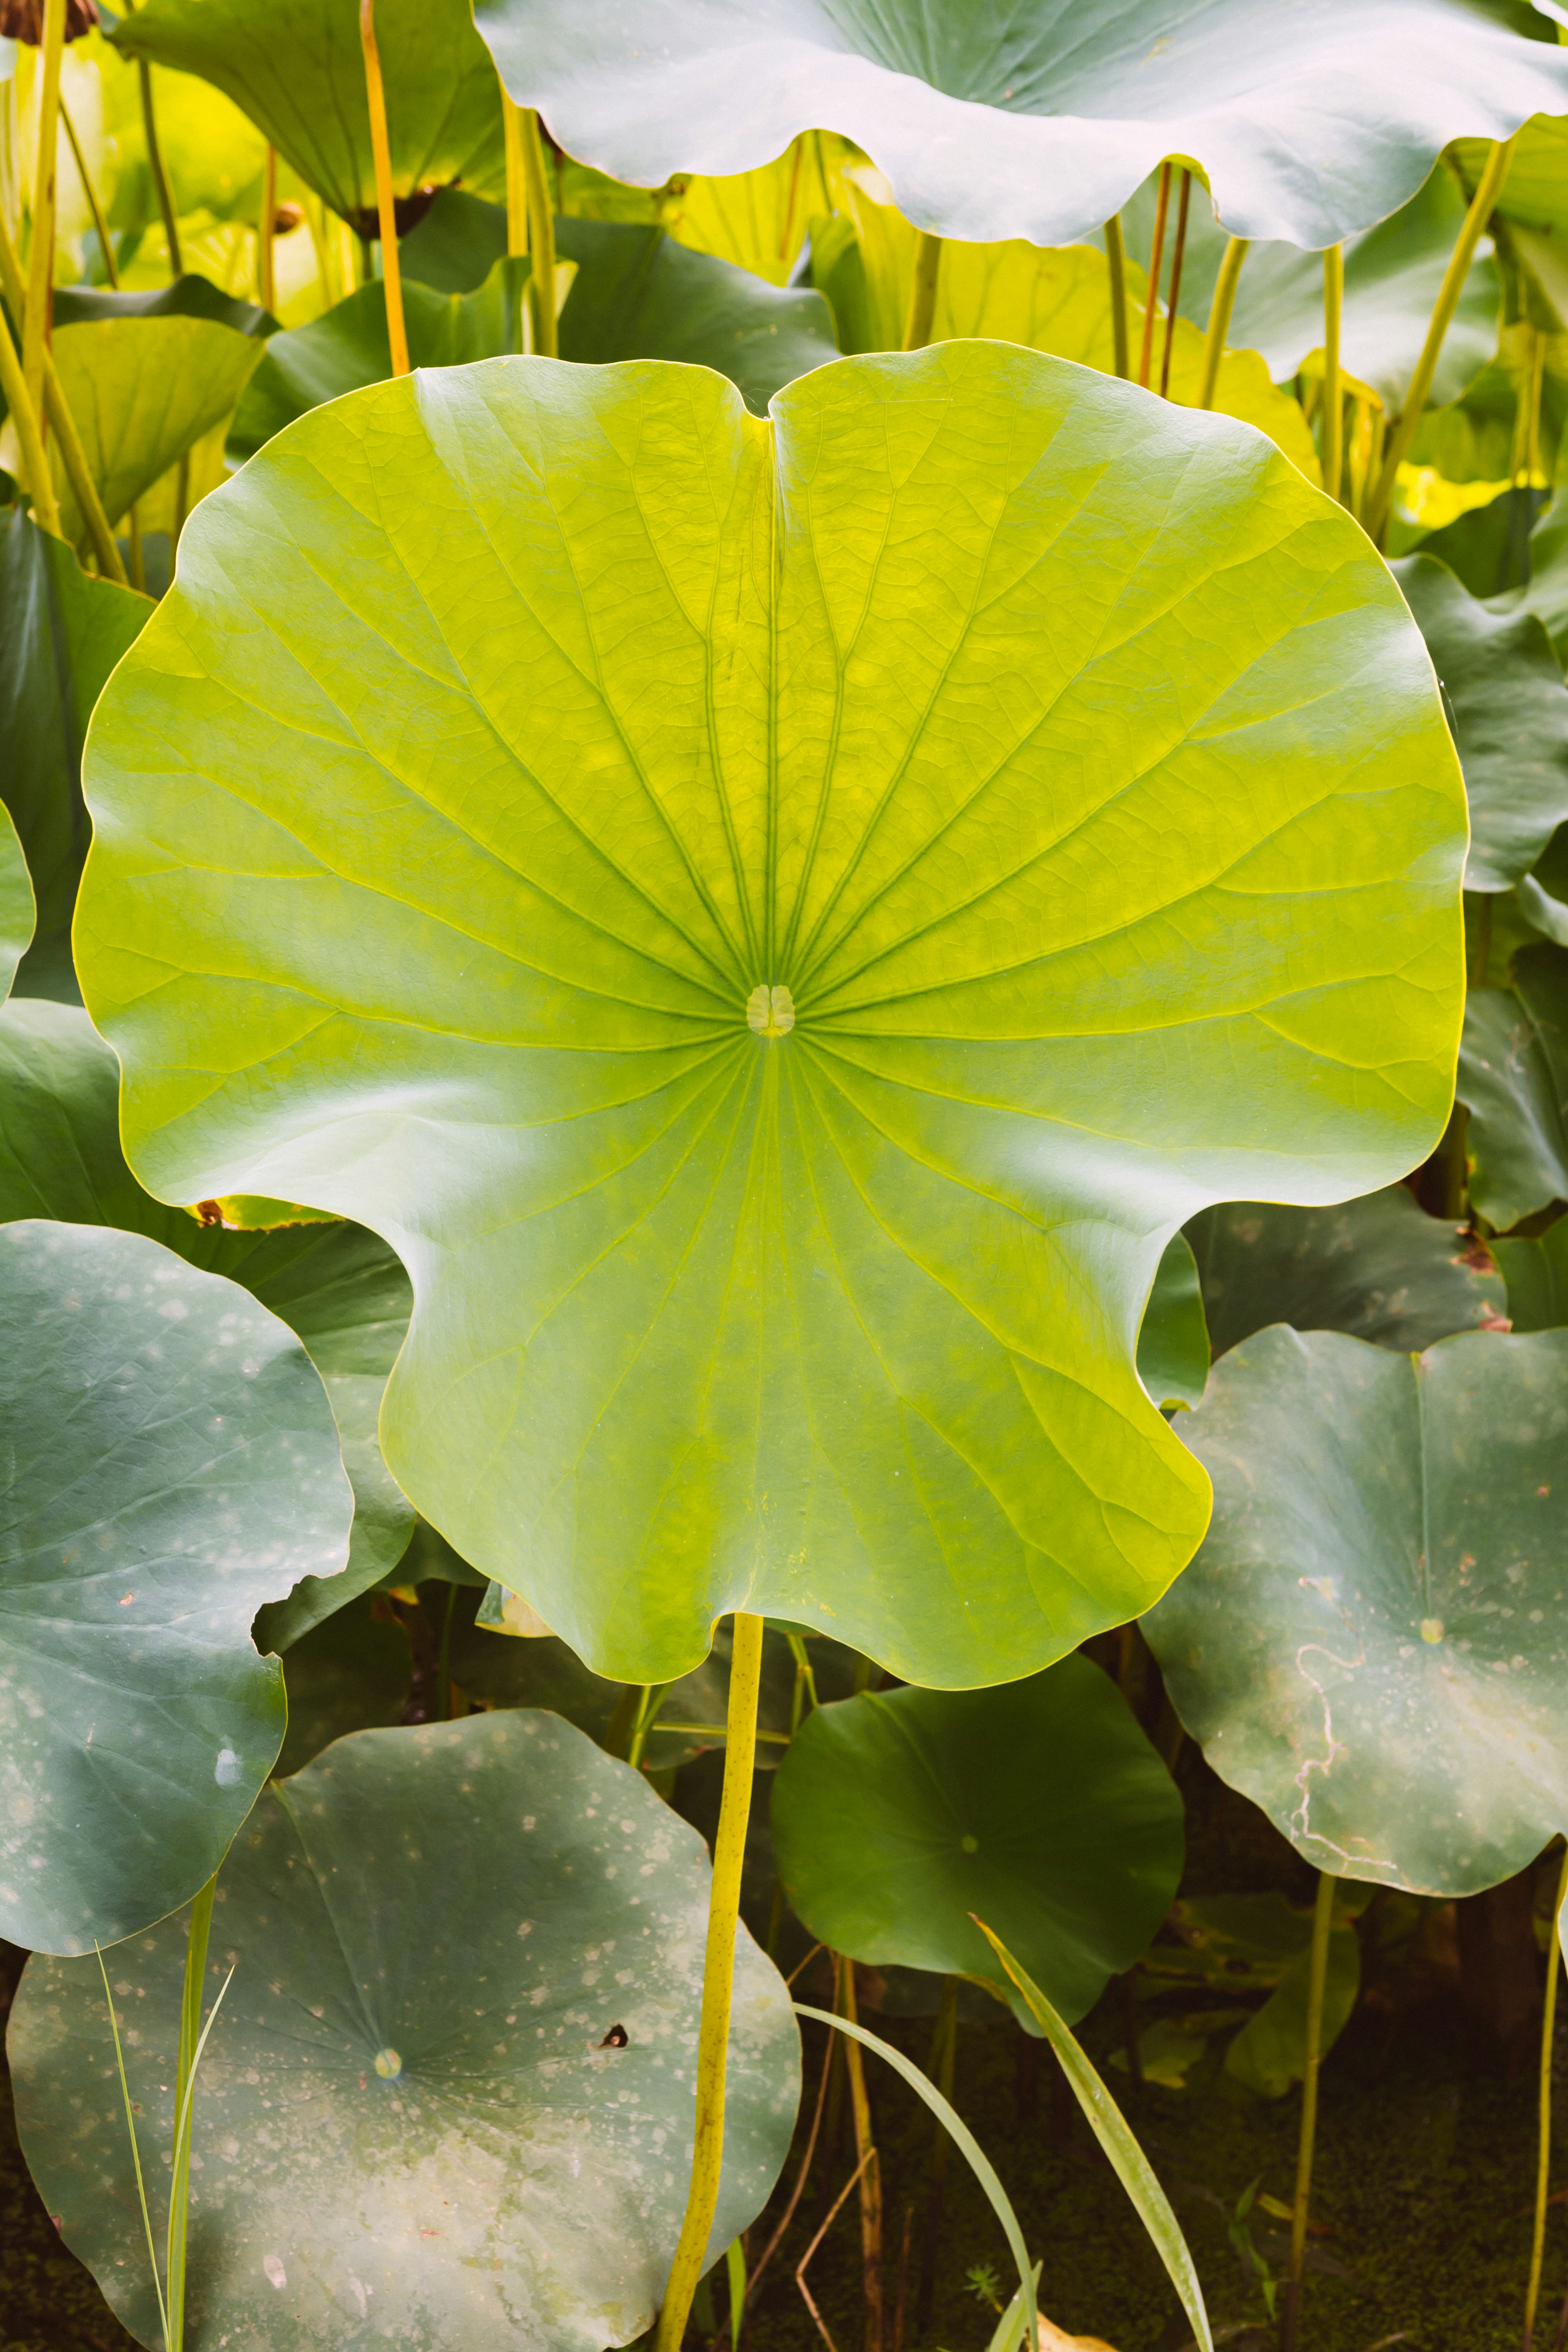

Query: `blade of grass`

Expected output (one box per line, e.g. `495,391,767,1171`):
96,1945,171,2352
793,2003,1036,2352
165,1875,216,2352
166,1962,237,2352
972,1918,1214,2352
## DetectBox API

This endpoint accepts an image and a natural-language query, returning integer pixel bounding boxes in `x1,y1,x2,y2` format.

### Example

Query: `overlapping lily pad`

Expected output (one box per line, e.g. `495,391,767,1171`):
49,278,273,540
1145,1323,1568,1894
771,1662,1183,2027
76,347,1466,1687
0,999,414,1638
0,804,33,1002
1494,1217,1568,1330
0,1219,353,1953
1185,1188,1507,1358
1458,944,1568,1229
113,0,506,231
1391,555,1568,892
0,490,150,998
475,0,1568,250
10,1711,801,2350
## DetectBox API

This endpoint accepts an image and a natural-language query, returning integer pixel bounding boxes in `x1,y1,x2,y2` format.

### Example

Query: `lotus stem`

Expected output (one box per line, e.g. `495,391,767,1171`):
1104,216,1130,379
1524,1845,1568,2350
839,1956,885,2352
902,229,942,352
1158,169,1191,399
23,0,65,419
258,143,277,314
166,1874,216,2352
1320,244,1344,501
0,201,124,574
519,105,557,356
359,0,408,376
1136,162,1172,390
0,292,61,535
58,89,116,286
1282,1870,1336,2352
653,1610,765,2352
1364,134,1515,544
138,58,181,277
1198,236,1247,410
501,89,528,262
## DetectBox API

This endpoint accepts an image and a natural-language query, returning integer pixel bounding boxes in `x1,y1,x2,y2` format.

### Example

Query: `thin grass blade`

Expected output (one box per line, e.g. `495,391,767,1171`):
96,1945,171,2351
972,1917,1213,2352
794,2002,1036,2351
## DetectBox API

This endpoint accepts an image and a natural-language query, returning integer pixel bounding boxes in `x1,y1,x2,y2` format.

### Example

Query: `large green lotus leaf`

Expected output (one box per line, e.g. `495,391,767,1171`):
229,258,530,464
1390,555,1568,891
0,490,150,1000
1118,164,1500,413
49,278,272,539
0,802,33,1004
474,0,1568,251
770,1660,1183,2027
0,1219,353,1954
1144,1323,1568,1894
10,1711,800,2350
111,0,506,233
1453,114,1568,316
1458,944,1568,1228
657,134,859,284
1186,1186,1507,1357
75,347,1467,1687
0,998,414,1637
816,173,1319,479
1494,1214,1568,1327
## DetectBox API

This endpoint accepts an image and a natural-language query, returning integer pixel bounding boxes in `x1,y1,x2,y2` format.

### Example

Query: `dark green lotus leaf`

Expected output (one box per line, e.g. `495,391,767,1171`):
1137,1232,1210,1411
770,1662,1183,2027
229,258,530,463
273,1590,412,1776
10,1711,800,2350
111,0,506,232
475,0,1568,251
1391,555,1568,893
0,491,150,1000
1185,1188,1508,1359
1,802,32,1003
0,999,415,1639
1494,1216,1568,1329
75,347,1466,1688
401,189,840,412
0,1219,353,1954
1458,944,1568,1229
1118,163,1499,413
1144,1323,1568,1895
47,278,273,541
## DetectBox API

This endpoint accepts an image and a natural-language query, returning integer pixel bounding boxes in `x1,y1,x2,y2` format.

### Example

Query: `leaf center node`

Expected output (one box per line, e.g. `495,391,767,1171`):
746,984,795,1039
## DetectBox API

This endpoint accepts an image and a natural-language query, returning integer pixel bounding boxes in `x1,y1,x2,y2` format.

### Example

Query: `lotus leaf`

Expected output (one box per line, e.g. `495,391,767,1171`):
1185,1187,1506,1358
657,133,856,284
1458,944,1568,1229
1,803,33,1003
1494,1216,1568,1328
771,1661,1183,2027
273,1588,412,1775
0,999,415,1640
0,492,150,998
474,0,1568,251
1137,1233,1210,1412
49,278,273,540
1391,554,1568,891
1144,1323,1568,1893
75,345,1466,1687
9,1711,801,2350
0,1218,353,1953
111,0,506,232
